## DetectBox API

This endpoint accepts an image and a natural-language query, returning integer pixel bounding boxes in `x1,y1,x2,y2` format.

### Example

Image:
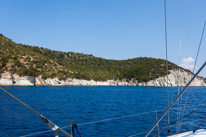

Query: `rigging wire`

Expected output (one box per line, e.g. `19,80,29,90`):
152,103,206,137
154,103,206,137
193,20,206,73
176,39,182,134
130,117,205,137
164,0,170,133
178,20,206,133
154,119,203,137
145,61,206,137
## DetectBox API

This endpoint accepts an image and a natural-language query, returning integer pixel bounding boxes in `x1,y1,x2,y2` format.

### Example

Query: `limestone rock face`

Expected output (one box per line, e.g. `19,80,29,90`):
12,74,35,86
0,69,205,86
141,70,206,86
0,72,13,85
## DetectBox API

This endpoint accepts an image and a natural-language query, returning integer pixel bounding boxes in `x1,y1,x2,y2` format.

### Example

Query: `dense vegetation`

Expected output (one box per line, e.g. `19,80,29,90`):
0,34,181,82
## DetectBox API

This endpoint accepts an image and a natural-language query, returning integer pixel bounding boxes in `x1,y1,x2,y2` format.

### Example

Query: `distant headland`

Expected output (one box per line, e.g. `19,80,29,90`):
0,34,205,86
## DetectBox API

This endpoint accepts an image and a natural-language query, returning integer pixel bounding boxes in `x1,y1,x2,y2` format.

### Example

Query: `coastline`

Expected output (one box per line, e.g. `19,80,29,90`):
0,70,205,87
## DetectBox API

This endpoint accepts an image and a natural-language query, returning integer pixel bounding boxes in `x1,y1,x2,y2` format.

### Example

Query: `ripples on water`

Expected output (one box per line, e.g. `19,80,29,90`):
0,86,206,137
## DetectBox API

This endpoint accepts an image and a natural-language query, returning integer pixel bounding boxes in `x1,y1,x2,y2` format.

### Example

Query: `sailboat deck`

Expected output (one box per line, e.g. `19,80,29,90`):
169,129,206,137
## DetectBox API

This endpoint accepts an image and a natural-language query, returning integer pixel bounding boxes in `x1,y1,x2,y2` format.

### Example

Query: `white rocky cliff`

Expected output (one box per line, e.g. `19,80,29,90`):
0,69,205,86
141,69,206,86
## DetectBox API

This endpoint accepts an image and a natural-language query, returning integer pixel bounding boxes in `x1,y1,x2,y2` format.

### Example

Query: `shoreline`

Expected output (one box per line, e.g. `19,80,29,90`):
0,69,206,87
0,85,205,87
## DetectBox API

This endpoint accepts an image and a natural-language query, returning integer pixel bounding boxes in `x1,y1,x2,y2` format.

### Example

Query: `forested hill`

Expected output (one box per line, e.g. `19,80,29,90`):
0,34,182,82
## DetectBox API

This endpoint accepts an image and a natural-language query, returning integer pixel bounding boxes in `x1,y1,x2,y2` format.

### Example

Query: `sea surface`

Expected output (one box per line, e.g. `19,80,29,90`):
0,86,206,137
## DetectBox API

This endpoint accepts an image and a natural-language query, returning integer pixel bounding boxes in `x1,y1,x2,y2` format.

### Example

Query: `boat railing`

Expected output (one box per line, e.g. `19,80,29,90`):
18,103,206,137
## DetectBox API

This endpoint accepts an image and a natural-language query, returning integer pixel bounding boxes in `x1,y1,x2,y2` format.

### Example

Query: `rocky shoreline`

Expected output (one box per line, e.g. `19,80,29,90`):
0,70,205,86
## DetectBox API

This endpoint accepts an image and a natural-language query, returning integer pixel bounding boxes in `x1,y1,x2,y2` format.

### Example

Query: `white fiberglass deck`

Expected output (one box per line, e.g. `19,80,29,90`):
169,129,206,137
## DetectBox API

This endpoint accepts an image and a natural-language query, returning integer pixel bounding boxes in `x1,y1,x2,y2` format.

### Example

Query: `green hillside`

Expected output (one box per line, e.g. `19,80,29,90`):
0,34,180,82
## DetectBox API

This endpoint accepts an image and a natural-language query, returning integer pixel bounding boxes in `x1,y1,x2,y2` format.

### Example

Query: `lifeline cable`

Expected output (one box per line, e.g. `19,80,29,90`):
20,104,206,137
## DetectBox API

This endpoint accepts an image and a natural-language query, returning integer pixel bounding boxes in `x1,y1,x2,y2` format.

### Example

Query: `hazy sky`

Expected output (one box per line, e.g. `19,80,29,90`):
0,0,205,76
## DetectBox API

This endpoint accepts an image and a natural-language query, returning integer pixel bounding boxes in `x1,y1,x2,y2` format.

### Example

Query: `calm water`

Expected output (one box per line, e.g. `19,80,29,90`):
0,86,206,137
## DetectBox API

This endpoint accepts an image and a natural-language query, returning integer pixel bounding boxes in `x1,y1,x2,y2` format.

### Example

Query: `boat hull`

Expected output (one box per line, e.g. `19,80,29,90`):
169,129,206,137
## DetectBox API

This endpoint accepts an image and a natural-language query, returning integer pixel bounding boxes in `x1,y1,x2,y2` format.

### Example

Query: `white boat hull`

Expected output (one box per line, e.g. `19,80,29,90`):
169,129,206,137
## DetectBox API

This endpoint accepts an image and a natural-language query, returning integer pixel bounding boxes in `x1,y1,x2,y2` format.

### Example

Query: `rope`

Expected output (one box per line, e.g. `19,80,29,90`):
178,20,206,133
164,0,170,133
193,116,206,133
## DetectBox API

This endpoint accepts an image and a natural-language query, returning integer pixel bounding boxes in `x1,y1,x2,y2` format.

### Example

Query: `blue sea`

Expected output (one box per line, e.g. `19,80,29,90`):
0,86,206,137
